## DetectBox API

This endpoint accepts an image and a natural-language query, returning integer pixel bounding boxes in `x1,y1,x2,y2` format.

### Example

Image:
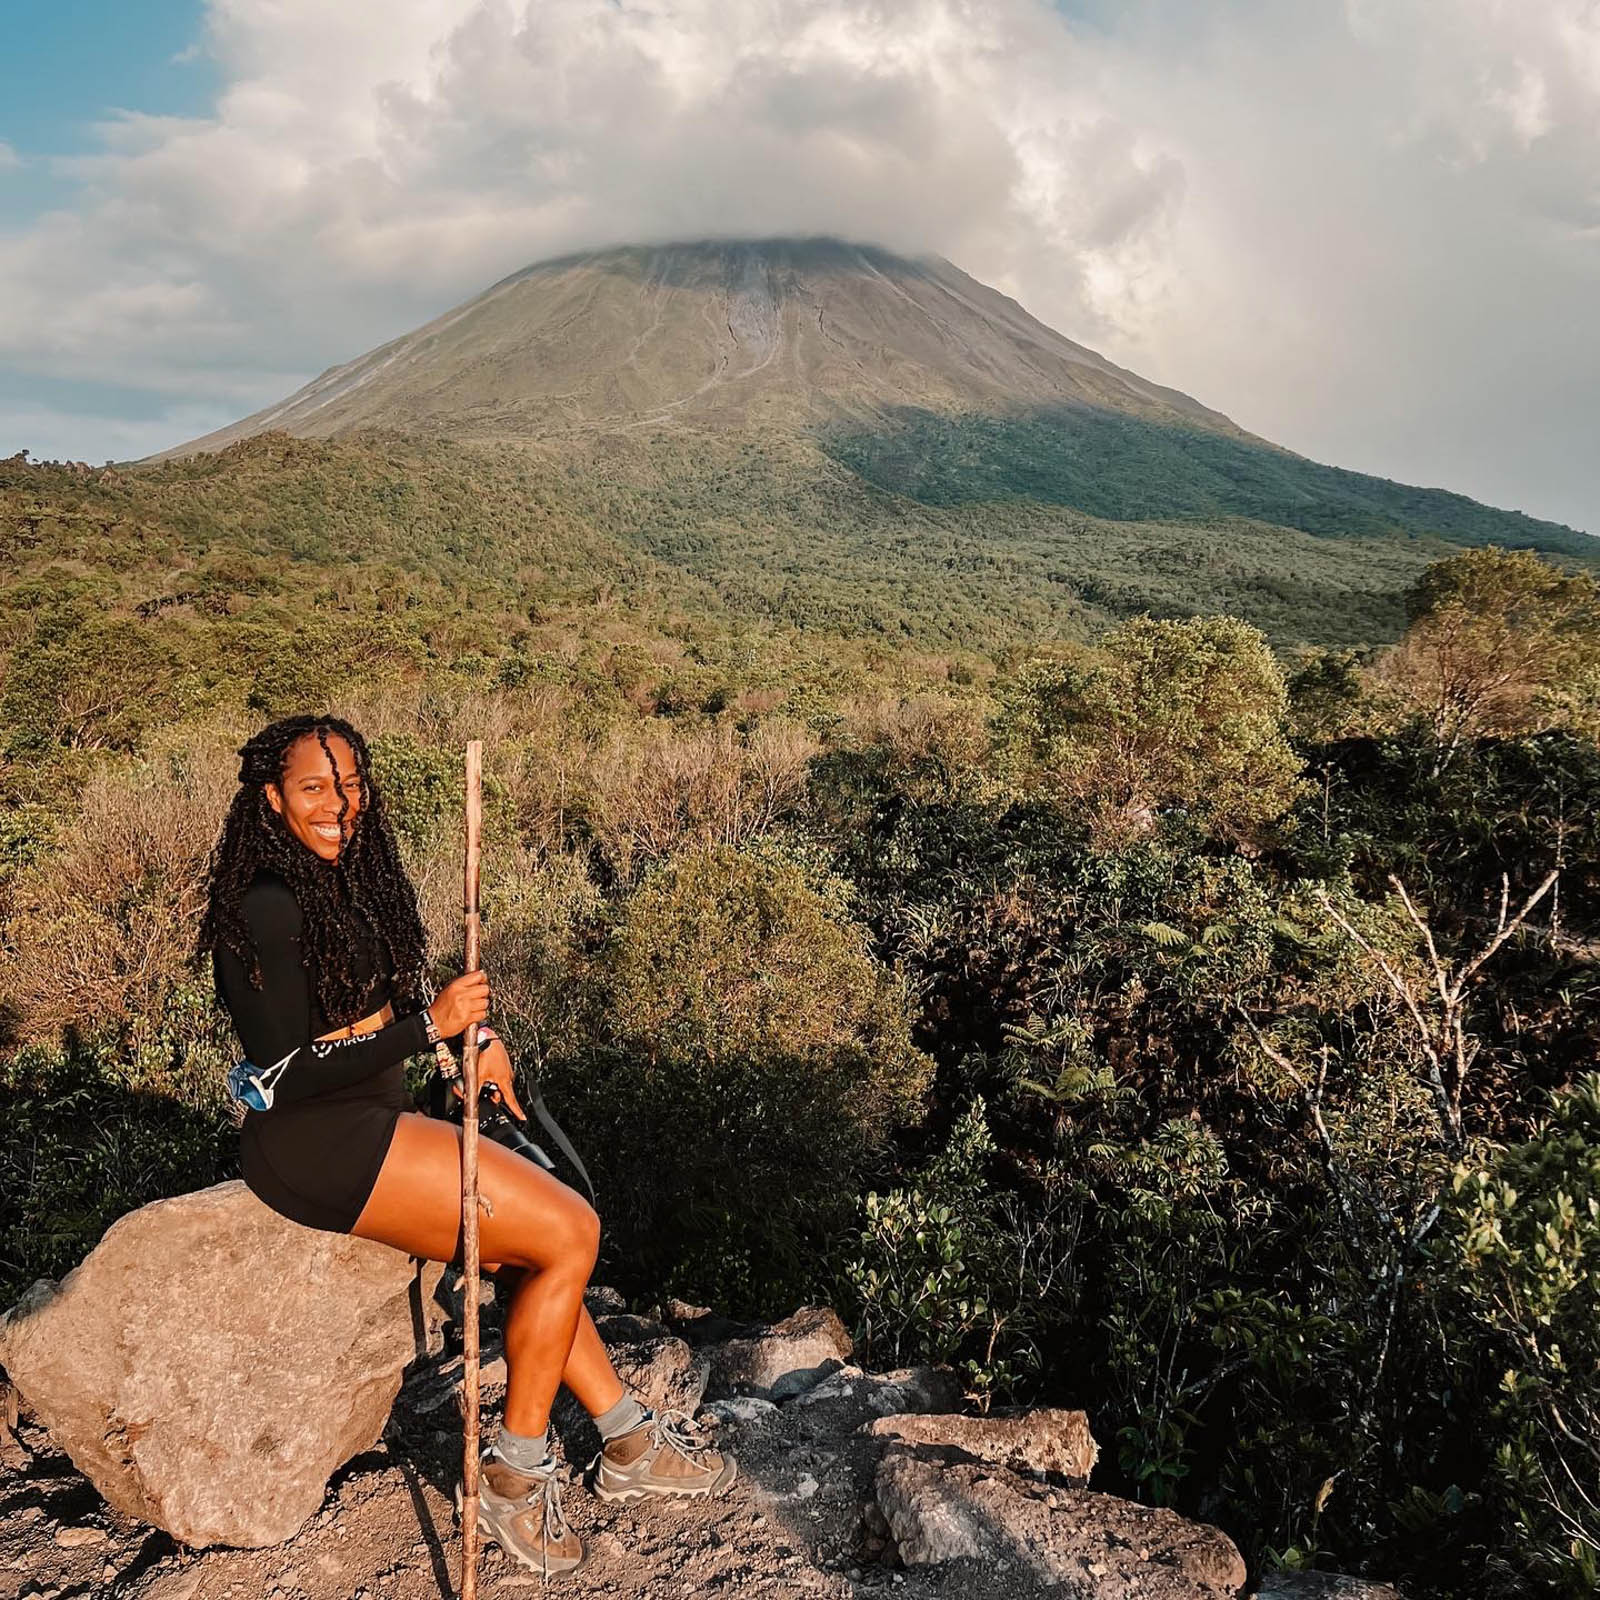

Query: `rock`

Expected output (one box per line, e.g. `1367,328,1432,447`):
875,1446,1247,1597
608,1334,709,1416
866,1408,1098,1482
790,1364,961,1417
876,1445,985,1563
784,1364,867,1407
786,1365,964,1446
1254,1576,1403,1600
706,1307,853,1402
400,1353,468,1416
0,1180,446,1548
658,1296,712,1325
595,1312,672,1345
584,1285,626,1316
657,1299,749,1345
703,1396,780,1427
52,1526,107,1548
862,1367,962,1417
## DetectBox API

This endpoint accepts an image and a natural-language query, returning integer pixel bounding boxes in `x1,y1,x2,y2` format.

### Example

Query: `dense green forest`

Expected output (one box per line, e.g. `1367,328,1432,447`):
2,436,1599,1597
3,428,1489,653
822,404,1597,554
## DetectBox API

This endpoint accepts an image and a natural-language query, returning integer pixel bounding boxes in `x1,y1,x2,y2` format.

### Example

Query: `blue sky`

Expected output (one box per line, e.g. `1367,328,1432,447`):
0,1,221,452
1,0,1596,534
0,1,214,185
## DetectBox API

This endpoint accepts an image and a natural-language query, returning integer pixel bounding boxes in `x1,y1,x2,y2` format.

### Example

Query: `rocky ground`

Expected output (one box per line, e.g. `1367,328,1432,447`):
0,1187,1400,1600
1,1282,1401,1600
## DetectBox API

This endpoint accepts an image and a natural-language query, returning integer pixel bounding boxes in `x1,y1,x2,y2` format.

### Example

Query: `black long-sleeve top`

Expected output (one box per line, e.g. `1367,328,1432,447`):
214,870,431,1232
213,872,430,1104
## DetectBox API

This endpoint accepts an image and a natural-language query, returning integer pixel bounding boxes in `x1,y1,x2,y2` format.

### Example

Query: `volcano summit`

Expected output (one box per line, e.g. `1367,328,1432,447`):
168,237,1588,561
171,238,1240,448
153,237,1591,650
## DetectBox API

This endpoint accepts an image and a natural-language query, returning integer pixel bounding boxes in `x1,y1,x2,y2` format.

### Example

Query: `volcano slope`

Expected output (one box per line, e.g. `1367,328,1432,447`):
151,237,1592,651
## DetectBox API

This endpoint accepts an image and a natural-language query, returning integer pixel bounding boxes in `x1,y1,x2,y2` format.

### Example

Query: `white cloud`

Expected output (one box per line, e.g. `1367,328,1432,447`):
0,0,1596,527
1089,0,1600,529
0,142,21,171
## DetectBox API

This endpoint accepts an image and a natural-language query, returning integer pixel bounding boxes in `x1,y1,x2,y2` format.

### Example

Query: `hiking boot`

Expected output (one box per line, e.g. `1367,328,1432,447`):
590,1408,738,1502
459,1450,585,1576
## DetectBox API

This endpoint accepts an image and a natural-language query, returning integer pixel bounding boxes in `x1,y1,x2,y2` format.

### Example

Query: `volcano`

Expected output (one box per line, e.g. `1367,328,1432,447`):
170,238,1242,448
165,236,1589,562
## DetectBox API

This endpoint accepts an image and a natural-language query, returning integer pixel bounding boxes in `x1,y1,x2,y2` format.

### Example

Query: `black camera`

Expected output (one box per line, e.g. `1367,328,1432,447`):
425,1069,559,1175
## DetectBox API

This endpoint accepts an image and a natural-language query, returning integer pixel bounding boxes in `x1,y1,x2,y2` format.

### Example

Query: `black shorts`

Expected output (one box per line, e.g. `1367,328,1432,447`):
240,1065,410,1233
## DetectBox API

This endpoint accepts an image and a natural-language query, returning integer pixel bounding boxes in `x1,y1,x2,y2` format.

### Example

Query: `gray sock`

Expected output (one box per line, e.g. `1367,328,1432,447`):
493,1424,550,1472
593,1392,651,1441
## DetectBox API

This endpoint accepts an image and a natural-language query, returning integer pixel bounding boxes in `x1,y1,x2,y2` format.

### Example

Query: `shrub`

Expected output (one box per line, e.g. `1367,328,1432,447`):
999,616,1305,845
1381,548,1600,761
369,732,462,846
1435,1076,1600,1597
558,846,930,1309
848,1100,1080,1407
1,611,210,754
0,986,234,1301
0,759,229,1044
582,719,817,882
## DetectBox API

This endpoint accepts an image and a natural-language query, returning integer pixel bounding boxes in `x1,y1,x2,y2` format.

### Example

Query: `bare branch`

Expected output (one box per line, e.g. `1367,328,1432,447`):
1456,867,1560,994
1234,1004,1363,1242
1389,875,1448,1006
1314,890,1446,1076
1314,887,1457,1145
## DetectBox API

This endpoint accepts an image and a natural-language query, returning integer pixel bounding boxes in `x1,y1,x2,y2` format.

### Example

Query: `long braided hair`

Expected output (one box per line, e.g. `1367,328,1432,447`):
198,715,428,1024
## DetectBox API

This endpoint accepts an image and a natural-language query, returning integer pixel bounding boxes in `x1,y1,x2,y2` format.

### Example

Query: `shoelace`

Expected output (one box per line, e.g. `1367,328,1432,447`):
499,1452,574,1581
650,1407,716,1464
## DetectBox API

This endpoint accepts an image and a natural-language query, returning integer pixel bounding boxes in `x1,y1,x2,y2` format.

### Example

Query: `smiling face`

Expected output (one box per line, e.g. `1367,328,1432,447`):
264,732,364,862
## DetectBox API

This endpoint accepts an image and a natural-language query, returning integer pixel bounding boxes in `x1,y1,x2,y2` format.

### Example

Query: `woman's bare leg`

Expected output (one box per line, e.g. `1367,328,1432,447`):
351,1112,617,1436
487,1269,626,1419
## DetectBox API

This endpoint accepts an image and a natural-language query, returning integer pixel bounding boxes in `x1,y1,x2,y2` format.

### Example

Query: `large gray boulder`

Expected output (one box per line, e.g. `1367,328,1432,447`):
0,1180,444,1549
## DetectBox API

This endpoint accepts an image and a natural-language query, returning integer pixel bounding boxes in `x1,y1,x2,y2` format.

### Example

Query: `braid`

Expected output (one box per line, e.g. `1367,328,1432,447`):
197,715,429,1023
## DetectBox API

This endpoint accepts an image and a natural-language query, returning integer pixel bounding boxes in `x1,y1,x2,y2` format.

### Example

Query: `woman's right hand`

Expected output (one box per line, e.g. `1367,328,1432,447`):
428,971,490,1039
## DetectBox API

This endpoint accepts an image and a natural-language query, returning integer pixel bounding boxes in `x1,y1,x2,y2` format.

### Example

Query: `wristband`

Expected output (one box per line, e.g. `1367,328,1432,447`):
422,1007,443,1048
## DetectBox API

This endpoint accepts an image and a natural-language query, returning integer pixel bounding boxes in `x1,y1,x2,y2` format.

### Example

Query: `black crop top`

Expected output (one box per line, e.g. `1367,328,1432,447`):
213,871,430,1105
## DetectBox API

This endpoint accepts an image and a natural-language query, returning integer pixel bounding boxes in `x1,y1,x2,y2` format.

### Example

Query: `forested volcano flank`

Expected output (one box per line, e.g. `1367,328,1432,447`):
163,237,1591,560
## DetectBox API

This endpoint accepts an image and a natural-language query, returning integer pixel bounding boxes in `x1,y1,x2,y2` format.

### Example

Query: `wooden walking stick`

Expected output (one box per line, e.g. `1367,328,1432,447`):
459,740,485,1600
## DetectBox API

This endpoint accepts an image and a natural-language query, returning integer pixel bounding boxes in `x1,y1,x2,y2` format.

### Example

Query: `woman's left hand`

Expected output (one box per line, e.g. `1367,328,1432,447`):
452,1026,528,1122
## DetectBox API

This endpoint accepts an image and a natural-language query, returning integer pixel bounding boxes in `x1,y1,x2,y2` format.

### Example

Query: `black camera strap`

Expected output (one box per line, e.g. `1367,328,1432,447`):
427,1064,595,1205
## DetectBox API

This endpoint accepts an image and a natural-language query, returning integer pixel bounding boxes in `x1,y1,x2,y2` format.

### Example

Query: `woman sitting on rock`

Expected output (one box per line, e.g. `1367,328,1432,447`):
198,714,734,1575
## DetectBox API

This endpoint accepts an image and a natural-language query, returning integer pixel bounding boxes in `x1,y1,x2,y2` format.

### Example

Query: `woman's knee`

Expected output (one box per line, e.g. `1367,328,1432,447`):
497,1201,595,1278
551,1195,601,1274
485,1158,600,1275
